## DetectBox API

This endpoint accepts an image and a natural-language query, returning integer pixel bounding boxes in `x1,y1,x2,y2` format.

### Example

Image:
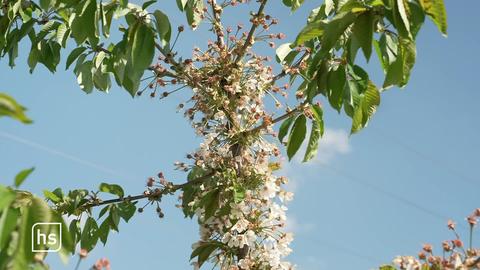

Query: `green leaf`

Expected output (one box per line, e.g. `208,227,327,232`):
373,39,386,71
351,81,380,133
186,0,204,28
385,33,399,65
362,82,380,116
276,43,293,63
76,60,94,93
190,242,220,267
291,0,305,11
51,188,64,201
188,166,208,181
383,53,402,88
0,93,32,124
101,2,114,38
282,0,292,7
314,58,330,95
12,197,53,268
201,189,219,220
97,219,110,245
379,266,397,270
99,206,109,219
99,183,124,198
37,40,61,73
0,206,19,250
419,0,447,36
40,0,53,10
18,20,35,40
408,1,426,38
303,120,321,162
396,0,411,37
81,217,98,251
66,47,87,70
94,51,107,69
294,20,325,45
51,210,74,254
43,190,61,203
69,219,81,246
383,38,416,88
8,42,19,68
93,66,111,92
352,11,374,61
26,198,55,256
28,46,40,73
319,11,358,55
176,0,188,11
14,167,35,187
327,64,346,112
399,38,416,85
349,64,369,91
117,201,136,222
70,0,98,45
0,185,16,210
303,104,324,162
108,206,120,231
311,104,324,137
142,0,157,10
233,185,245,204
287,114,307,160
153,10,171,47
325,0,335,15
125,23,154,96
307,6,326,23
278,115,296,143
56,23,69,48
182,167,207,218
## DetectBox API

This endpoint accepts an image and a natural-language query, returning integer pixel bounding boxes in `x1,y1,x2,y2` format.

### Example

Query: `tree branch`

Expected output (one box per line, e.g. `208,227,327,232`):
210,0,225,48
155,42,181,67
271,51,310,84
249,105,303,134
83,171,215,208
234,0,268,64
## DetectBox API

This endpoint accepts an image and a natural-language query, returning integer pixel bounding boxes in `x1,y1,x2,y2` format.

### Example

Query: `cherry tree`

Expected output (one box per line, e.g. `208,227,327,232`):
0,0,450,269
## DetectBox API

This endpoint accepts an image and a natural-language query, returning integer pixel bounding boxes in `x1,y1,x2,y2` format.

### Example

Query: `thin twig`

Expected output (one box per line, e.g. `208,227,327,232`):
211,0,225,48
83,171,215,208
155,42,180,67
248,102,306,134
271,52,310,84
234,0,268,64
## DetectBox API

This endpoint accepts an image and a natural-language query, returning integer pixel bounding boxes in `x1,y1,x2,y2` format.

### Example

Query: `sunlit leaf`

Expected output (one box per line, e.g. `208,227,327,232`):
0,93,32,124
419,0,447,36
14,167,35,187
99,183,124,198
153,10,171,48
287,114,307,160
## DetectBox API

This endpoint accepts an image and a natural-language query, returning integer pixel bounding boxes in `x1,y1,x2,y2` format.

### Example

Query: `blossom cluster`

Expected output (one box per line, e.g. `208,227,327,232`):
180,39,295,269
141,1,299,268
389,209,480,270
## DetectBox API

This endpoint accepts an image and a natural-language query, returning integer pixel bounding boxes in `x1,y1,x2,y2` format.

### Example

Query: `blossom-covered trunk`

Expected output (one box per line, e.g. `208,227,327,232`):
178,45,295,269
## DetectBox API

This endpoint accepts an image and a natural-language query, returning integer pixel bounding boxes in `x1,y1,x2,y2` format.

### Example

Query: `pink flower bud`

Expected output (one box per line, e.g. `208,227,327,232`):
79,248,88,259
422,244,433,253
452,239,463,248
447,219,456,230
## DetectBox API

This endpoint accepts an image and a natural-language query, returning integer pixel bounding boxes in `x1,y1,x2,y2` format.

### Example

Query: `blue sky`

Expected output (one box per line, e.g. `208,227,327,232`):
1,1,479,269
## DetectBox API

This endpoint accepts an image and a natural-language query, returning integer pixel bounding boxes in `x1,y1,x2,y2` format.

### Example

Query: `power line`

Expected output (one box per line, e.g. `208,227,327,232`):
371,128,477,185
319,163,450,222
0,130,132,179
